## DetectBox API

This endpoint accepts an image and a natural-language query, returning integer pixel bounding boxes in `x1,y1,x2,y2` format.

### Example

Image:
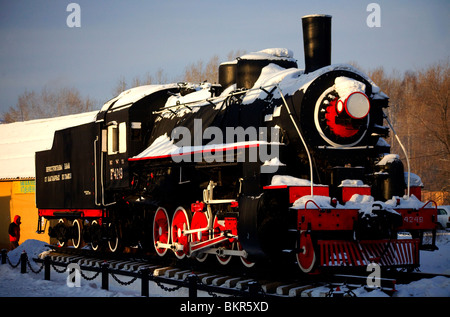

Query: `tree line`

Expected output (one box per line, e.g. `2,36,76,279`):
1,86,95,123
1,55,448,203
1,50,245,123
368,61,449,203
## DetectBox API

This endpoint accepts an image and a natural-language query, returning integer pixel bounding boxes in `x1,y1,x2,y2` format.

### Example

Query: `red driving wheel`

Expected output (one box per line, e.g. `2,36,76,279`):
153,207,170,257
171,207,190,259
191,211,209,262
296,230,317,273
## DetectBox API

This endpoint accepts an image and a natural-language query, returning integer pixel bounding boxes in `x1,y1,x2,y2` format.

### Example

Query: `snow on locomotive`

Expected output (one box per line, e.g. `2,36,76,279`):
35,15,437,273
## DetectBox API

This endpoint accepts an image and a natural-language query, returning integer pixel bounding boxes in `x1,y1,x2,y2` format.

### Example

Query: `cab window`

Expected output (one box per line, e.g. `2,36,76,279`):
107,122,127,154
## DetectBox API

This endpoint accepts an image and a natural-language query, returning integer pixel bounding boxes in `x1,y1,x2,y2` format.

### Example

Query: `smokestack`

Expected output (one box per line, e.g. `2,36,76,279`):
302,14,332,73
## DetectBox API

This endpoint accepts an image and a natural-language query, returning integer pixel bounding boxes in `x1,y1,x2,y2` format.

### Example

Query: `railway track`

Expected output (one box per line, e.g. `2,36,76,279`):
33,245,450,297
34,246,308,297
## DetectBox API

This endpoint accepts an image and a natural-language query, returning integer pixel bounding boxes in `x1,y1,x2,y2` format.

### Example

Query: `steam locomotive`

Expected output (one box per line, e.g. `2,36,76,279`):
36,15,437,273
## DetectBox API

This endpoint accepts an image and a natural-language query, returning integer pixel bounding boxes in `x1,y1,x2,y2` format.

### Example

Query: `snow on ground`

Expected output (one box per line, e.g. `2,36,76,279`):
0,240,192,297
0,235,449,298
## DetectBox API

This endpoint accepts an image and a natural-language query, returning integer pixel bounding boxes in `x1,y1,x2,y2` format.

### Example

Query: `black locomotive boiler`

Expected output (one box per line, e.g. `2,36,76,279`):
36,15,437,273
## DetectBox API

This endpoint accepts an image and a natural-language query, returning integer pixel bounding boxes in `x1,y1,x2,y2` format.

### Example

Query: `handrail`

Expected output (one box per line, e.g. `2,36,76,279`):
383,111,411,197
152,83,278,115
420,200,437,210
304,199,321,211
278,84,314,196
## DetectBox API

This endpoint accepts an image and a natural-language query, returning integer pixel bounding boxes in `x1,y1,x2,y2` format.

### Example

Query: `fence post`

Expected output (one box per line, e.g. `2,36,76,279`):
187,273,198,298
101,262,109,291
44,256,51,281
1,249,6,264
20,251,28,274
248,281,261,297
140,268,149,297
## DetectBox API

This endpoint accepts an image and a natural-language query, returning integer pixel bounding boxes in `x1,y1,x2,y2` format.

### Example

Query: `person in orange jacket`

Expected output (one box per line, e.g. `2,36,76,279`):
8,215,21,250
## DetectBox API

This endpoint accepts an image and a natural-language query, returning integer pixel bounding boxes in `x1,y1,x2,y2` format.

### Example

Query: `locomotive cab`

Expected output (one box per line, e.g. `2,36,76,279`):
96,84,181,193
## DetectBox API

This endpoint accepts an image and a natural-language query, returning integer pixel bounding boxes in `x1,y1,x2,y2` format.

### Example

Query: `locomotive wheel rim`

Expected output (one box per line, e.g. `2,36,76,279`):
91,220,99,251
57,219,66,247
108,223,120,253
171,207,190,259
196,251,208,262
71,219,82,249
236,241,255,268
191,211,209,262
296,231,316,273
153,207,170,257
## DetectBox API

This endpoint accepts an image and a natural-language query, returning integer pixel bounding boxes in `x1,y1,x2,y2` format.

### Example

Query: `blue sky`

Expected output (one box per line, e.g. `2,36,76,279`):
0,0,448,114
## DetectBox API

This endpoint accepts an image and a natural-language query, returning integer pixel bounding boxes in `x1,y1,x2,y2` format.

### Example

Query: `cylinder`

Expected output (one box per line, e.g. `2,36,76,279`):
302,14,332,73
218,61,237,90
236,58,297,89
372,158,406,201
236,59,270,89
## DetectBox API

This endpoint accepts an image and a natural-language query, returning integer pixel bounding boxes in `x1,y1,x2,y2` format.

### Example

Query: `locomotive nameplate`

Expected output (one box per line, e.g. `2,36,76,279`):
43,162,72,183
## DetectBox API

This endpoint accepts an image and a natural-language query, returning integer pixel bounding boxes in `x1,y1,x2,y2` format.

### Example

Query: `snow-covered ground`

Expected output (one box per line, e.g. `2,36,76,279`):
0,234,449,298
0,239,192,297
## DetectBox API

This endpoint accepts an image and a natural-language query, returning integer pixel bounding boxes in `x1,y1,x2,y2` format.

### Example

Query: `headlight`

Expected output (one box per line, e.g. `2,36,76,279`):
343,92,370,119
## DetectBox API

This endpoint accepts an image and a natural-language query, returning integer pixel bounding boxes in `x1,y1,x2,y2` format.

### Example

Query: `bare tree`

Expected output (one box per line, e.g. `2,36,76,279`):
368,61,449,203
414,62,449,158
411,62,450,197
227,49,247,62
181,50,246,84
112,76,128,96
183,59,207,83
111,50,247,96
153,68,168,85
112,68,170,96
2,86,95,123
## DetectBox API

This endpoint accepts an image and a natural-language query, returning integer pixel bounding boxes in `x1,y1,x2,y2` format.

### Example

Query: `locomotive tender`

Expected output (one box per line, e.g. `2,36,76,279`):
36,15,437,273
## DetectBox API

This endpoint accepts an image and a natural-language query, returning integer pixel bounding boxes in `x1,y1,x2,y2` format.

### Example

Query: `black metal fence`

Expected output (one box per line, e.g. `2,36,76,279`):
1,249,267,298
